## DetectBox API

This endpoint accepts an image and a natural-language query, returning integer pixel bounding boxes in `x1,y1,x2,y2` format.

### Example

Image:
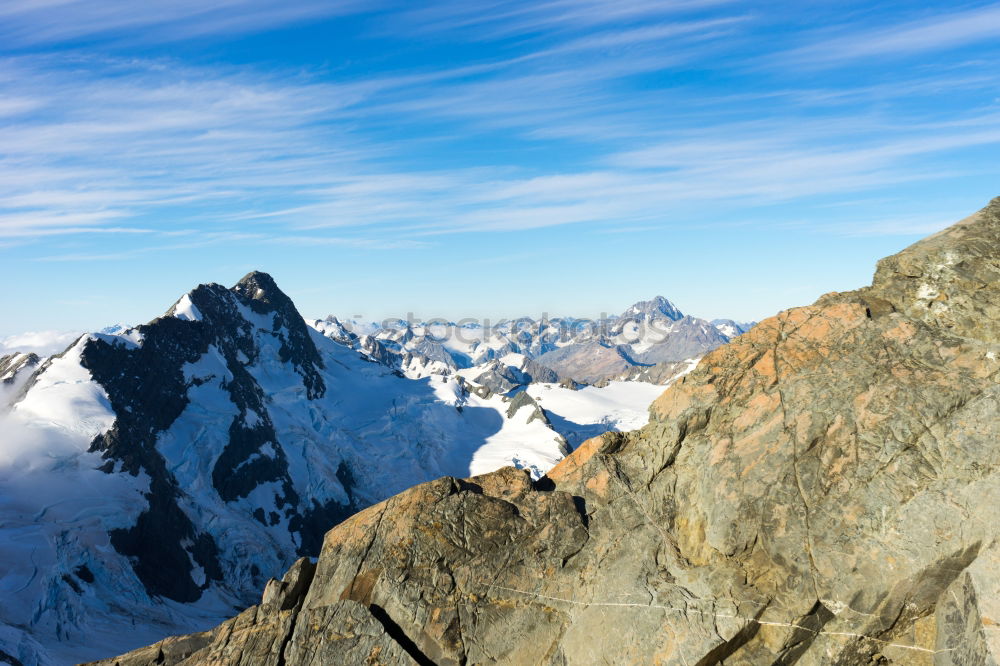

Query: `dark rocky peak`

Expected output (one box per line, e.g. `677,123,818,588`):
232,270,288,309
358,336,398,368
174,272,325,400
234,271,325,394
73,271,331,603
471,356,558,395
313,317,358,347
169,281,230,319
504,389,549,426
621,295,684,322
398,324,416,344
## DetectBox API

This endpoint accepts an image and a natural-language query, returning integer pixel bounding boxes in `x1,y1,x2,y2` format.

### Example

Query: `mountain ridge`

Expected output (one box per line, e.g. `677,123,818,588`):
0,271,575,664
318,296,753,385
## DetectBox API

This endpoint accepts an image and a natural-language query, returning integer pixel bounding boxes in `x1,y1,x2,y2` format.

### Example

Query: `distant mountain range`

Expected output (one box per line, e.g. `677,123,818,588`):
313,295,754,384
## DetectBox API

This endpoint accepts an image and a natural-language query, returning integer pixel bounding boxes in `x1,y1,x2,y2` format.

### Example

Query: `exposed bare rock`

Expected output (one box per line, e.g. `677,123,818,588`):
602,357,696,385
0,352,39,385
97,198,1000,665
0,351,40,407
504,389,547,423
534,340,637,384
472,356,560,395
260,557,316,611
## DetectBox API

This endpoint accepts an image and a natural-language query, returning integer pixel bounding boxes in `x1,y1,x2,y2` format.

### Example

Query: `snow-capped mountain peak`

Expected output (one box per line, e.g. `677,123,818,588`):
0,271,571,664
622,295,684,321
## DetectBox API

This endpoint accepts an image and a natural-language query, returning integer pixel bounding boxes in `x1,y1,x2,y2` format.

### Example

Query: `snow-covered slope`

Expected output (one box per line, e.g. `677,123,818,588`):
0,273,569,665
525,357,699,450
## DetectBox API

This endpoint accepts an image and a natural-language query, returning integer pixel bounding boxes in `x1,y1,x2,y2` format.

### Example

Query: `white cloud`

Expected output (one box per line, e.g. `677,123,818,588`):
0,0,378,47
387,0,736,40
0,1,998,257
0,56,381,240
781,4,1000,65
0,330,81,356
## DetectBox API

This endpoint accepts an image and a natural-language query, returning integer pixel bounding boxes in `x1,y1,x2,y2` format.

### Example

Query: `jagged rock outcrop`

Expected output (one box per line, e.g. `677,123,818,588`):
0,351,40,406
472,356,560,395
97,198,1000,665
0,351,40,385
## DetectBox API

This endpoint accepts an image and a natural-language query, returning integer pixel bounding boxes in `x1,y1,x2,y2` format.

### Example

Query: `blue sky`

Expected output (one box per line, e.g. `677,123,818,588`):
1,0,999,338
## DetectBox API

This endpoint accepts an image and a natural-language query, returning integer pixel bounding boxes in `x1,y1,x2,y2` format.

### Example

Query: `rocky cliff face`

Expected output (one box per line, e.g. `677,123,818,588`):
0,351,40,404
0,351,40,385
95,198,1000,665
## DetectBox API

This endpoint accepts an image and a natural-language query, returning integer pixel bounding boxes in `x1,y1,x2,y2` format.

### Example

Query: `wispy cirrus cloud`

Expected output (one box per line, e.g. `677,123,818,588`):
0,0,379,48
0,0,998,331
0,55,381,241
2,0,999,263
778,3,1000,66
0,9,749,248
387,0,737,40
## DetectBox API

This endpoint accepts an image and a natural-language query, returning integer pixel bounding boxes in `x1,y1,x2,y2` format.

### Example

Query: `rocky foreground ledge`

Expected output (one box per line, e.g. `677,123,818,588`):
92,199,1000,665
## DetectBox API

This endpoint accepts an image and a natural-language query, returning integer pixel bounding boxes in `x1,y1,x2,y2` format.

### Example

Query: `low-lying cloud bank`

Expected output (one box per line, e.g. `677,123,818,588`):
0,330,81,356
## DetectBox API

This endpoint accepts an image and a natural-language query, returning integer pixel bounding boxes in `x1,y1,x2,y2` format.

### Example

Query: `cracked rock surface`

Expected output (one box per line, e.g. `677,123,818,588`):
93,198,1000,664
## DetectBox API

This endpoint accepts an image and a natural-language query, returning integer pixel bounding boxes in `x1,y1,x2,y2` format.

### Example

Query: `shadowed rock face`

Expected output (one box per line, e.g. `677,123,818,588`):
93,199,1000,665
